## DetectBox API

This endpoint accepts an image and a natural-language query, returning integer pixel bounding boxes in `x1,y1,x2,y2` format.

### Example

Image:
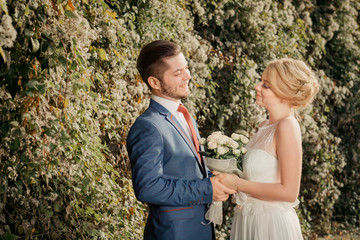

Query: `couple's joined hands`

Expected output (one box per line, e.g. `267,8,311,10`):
210,172,240,201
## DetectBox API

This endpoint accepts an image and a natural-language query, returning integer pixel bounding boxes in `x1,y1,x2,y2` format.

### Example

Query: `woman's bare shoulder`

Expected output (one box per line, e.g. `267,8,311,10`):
277,116,301,138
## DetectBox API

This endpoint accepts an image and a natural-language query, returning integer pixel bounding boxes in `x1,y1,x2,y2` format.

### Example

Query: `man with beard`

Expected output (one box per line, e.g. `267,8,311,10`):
126,40,235,240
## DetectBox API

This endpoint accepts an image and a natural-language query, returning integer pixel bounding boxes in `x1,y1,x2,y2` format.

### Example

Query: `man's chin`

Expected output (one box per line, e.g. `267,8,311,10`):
159,94,189,102
180,93,190,100
173,90,190,100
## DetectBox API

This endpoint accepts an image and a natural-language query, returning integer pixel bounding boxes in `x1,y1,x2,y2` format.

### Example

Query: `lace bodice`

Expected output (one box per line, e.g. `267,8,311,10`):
246,120,278,158
242,120,280,183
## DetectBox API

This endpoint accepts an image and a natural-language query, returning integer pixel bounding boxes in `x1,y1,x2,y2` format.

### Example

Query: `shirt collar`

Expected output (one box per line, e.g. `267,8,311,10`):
151,95,181,116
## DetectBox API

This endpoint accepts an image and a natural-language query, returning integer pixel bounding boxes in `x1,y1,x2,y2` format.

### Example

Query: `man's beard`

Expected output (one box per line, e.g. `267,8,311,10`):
160,80,188,100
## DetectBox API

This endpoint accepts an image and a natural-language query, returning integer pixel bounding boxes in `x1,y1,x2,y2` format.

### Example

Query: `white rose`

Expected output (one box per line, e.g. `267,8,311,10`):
208,132,221,140
199,137,206,145
240,135,249,144
217,136,228,145
229,139,239,149
217,146,229,155
207,134,219,142
240,147,247,154
208,141,217,150
211,131,222,136
231,133,241,141
233,149,241,156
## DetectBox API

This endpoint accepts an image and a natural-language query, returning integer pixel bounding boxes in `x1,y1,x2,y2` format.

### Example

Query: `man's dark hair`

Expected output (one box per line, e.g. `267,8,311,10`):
136,40,181,89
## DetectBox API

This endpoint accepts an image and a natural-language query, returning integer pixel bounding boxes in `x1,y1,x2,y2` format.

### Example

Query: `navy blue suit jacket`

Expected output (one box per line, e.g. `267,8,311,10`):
127,99,214,240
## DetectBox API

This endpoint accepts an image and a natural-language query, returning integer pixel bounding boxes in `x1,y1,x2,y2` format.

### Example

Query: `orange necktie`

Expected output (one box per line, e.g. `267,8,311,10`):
177,104,201,162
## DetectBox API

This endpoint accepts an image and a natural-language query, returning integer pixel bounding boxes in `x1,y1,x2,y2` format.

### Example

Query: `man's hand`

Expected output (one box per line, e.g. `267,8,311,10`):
210,173,236,201
213,171,241,192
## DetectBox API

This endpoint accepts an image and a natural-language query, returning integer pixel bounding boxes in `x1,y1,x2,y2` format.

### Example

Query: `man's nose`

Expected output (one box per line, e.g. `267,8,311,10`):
184,70,191,80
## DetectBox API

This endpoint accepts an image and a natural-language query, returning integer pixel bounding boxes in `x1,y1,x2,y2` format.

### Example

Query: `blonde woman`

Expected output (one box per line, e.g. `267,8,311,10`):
215,58,319,240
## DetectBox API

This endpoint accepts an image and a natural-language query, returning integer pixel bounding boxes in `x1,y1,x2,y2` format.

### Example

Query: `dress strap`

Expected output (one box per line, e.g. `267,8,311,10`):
245,120,278,158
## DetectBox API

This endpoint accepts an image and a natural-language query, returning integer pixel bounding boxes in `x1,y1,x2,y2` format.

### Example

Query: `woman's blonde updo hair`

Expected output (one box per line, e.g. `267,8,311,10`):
264,58,319,108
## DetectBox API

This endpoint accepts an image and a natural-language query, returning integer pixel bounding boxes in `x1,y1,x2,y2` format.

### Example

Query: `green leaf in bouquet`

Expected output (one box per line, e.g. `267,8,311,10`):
199,151,212,157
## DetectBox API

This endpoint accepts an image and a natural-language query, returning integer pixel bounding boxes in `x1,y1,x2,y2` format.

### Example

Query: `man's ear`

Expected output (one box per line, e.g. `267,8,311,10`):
148,76,161,90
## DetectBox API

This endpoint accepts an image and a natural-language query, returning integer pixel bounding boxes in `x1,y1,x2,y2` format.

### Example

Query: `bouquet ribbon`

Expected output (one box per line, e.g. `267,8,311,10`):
203,157,244,226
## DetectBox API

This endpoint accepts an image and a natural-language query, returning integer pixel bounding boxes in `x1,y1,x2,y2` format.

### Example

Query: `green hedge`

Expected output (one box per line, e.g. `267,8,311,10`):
0,0,359,239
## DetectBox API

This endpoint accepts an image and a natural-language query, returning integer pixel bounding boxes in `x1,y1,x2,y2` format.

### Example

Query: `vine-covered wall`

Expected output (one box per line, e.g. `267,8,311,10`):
0,0,359,239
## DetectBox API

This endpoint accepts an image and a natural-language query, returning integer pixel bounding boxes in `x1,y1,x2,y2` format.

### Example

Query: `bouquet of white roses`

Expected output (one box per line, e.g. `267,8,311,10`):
199,131,249,225
199,131,249,171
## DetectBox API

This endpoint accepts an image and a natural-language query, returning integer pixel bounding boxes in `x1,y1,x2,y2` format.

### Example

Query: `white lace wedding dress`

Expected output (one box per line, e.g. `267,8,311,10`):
230,119,303,240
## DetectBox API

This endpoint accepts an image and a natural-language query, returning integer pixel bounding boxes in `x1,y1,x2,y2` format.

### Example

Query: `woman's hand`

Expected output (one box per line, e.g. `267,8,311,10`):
212,171,240,191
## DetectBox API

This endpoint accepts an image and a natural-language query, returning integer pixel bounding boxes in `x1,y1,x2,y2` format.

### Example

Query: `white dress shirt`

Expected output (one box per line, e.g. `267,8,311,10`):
151,95,193,141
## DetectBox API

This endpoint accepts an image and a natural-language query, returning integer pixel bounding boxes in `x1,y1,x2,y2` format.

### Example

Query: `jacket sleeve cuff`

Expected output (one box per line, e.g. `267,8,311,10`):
203,178,213,204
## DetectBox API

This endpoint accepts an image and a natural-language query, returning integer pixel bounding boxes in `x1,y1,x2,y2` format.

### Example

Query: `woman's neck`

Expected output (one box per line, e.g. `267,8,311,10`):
267,105,292,124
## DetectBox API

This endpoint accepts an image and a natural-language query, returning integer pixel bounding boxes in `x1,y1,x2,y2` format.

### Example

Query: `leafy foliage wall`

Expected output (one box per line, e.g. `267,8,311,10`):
0,0,359,239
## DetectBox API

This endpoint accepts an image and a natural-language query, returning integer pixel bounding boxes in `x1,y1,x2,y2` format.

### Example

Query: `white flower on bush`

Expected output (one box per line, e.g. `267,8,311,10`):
0,15,17,48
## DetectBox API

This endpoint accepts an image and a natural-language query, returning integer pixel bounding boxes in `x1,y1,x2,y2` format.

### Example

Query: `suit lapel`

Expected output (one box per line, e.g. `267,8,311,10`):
167,114,198,156
150,100,205,173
